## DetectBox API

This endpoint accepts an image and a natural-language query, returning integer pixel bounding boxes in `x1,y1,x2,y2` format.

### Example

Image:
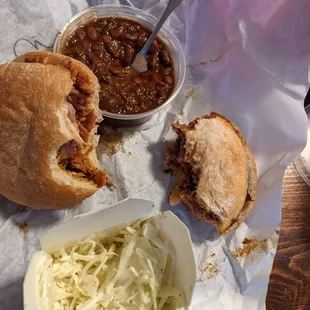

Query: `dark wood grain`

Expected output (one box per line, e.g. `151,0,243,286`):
266,164,310,310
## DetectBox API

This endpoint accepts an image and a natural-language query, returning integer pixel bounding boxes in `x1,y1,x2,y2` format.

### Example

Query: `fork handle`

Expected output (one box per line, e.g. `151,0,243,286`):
140,0,183,56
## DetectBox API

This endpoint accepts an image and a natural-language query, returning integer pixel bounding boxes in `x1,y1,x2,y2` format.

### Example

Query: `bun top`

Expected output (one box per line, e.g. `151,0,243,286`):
180,113,257,234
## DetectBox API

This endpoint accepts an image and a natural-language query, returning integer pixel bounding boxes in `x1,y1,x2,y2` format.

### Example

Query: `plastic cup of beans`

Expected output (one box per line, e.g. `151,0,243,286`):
54,4,186,126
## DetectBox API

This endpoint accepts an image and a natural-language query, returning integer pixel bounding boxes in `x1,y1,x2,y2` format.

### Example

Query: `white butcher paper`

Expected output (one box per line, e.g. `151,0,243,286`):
0,0,309,309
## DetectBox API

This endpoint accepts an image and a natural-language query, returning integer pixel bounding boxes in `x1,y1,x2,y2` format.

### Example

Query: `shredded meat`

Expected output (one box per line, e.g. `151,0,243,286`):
60,63,107,187
68,91,88,111
165,117,213,205
67,87,94,143
58,140,79,160
165,114,221,218
25,54,96,143
78,123,90,142
65,101,77,124
24,55,110,188
82,109,97,132
165,125,199,192
58,141,110,187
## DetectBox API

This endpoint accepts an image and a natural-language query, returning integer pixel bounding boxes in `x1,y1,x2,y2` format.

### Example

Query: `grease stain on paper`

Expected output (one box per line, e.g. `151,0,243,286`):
187,53,224,68
14,221,28,234
229,238,271,259
185,87,197,99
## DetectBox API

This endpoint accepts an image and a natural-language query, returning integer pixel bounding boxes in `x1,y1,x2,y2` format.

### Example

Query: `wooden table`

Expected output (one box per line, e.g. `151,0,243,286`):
266,164,310,310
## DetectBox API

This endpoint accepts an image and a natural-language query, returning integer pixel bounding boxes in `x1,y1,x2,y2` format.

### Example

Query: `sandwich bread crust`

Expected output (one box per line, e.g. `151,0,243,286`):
166,112,257,235
0,51,108,209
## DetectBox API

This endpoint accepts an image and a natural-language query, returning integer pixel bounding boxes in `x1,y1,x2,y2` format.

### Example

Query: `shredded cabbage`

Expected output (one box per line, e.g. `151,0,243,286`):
38,218,187,310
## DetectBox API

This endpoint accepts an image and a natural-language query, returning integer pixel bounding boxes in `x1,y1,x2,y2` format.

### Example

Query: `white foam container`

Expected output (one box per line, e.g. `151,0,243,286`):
23,198,196,309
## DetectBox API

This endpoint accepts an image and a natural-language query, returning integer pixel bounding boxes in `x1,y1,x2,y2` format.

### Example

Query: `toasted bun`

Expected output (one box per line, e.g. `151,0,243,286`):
0,51,107,209
168,112,257,235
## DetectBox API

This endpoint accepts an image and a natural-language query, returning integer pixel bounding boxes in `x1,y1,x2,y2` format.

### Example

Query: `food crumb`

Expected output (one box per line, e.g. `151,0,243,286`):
209,252,215,257
143,127,149,131
169,186,182,206
14,222,28,234
128,152,132,156
98,128,134,158
187,54,224,68
175,115,182,123
179,109,184,116
200,54,223,65
185,88,196,99
230,238,269,259
152,204,155,208
198,262,219,282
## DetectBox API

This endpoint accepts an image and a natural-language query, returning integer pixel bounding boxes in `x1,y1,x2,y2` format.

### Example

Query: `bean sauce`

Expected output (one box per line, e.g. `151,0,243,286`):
63,17,175,114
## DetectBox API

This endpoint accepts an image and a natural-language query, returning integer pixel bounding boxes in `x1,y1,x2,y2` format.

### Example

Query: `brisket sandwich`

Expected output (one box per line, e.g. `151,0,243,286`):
0,51,111,209
165,112,257,235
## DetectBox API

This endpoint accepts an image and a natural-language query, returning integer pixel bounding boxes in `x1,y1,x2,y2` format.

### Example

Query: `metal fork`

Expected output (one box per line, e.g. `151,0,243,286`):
130,0,183,73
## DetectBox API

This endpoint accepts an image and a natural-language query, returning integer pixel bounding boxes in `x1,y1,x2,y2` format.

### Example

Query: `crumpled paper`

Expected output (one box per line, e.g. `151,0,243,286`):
0,0,309,309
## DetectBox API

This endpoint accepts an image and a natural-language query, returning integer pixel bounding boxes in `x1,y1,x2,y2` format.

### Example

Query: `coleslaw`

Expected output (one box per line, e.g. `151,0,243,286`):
37,218,186,310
